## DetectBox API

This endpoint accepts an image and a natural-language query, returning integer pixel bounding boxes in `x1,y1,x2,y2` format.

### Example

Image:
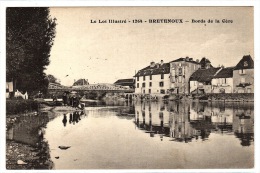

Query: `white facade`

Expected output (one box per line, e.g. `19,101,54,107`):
212,78,233,93
135,73,170,95
190,81,199,93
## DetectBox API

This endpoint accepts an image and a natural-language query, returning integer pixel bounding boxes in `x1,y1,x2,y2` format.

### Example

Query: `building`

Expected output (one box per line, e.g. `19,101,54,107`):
114,78,134,88
73,79,89,86
233,55,254,93
169,57,201,94
189,67,221,94
48,82,67,89
211,67,234,93
134,60,170,95
200,57,213,69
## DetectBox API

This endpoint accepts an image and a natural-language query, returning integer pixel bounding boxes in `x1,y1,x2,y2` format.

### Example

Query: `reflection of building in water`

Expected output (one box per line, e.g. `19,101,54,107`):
169,102,196,143
134,101,254,146
135,101,170,140
233,103,254,146
210,102,233,133
6,113,49,146
190,102,233,134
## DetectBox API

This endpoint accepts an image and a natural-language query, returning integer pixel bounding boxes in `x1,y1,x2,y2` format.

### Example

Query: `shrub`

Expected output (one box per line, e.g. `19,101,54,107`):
6,99,39,115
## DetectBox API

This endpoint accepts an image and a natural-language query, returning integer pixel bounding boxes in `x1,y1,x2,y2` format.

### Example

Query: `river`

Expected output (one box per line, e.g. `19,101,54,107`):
7,100,254,169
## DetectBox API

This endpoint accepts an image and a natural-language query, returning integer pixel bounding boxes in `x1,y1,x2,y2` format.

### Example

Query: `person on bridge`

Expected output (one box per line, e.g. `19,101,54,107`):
62,93,68,106
69,96,73,106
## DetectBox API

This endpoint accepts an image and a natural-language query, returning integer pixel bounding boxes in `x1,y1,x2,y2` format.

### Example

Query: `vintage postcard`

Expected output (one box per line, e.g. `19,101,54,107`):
4,5,256,171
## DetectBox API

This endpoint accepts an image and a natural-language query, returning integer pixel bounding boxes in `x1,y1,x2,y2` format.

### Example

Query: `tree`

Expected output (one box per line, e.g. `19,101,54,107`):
6,7,56,94
46,74,60,85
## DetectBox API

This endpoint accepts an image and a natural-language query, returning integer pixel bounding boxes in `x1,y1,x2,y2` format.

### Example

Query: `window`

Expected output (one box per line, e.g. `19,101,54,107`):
171,68,176,82
149,89,151,94
179,68,182,75
143,76,146,81
171,68,175,76
150,75,152,80
142,82,146,87
171,76,175,83
178,76,182,83
224,78,227,84
239,69,246,74
137,76,139,81
159,82,164,87
149,82,152,87
161,74,164,79
241,78,245,83
143,90,145,94
137,83,139,88
160,89,165,94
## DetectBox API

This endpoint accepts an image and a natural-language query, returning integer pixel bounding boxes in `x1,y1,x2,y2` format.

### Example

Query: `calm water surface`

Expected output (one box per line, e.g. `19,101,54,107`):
44,101,254,169
7,100,254,169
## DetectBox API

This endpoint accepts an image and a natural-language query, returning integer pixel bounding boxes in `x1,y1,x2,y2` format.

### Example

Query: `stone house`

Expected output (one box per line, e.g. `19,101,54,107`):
134,60,170,95
233,55,254,93
189,67,221,94
169,57,201,94
211,67,234,93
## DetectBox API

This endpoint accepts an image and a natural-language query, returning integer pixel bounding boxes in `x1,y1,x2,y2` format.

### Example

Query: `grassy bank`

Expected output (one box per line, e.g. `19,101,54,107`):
6,98,39,115
6,99,54,170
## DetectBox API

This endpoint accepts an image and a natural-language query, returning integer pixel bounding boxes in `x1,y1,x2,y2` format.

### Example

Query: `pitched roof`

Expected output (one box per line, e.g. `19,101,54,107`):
213,67,234,78
73,79,88,86
170,57,200,64
234,55,254,70
200,57,211,64
114,78,134,86
190,67,221,82
134,63,170,77
200,57,214,69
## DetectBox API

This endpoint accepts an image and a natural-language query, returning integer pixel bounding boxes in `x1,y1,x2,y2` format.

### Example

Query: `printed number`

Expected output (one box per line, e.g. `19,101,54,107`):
133,19,142,23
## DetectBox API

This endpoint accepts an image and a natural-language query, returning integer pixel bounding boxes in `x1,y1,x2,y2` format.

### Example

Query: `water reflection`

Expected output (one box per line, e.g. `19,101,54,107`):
43,100,253,169
62,111,86,126
62,114,67,127
6,112,49,147
134,101,254,146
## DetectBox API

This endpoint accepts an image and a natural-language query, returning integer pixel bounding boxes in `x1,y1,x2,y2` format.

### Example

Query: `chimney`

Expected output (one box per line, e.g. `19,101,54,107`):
150,61,155,67
185,57,189,61
196,59,199,63
160,60,164,65
189,58,193,61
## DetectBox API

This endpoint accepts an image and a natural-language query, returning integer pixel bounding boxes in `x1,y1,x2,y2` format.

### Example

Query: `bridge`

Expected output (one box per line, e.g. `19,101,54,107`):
48,83,134,93
48,83,135,100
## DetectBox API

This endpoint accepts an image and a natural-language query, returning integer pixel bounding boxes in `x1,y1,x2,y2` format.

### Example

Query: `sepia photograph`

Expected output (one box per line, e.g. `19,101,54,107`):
4,6,255,170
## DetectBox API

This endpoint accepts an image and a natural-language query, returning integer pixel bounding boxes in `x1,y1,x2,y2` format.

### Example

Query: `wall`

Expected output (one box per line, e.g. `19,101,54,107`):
135,73,170,95
170,61,200,94
201,93,254,101
233,69,254,93
190,81,198,93
212,78,233,93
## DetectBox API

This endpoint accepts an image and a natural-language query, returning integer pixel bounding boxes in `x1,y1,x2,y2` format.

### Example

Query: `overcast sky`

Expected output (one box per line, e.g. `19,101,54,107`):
46,7,254,86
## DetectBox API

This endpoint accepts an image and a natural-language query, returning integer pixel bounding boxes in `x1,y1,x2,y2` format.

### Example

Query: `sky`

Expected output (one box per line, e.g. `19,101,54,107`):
46,7,254,86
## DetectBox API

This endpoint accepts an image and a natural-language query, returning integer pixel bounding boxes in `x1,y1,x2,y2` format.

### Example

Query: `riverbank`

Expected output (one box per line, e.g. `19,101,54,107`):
6,111,54,170
6,102,83,170
6,140,53,170
40,105,80,112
